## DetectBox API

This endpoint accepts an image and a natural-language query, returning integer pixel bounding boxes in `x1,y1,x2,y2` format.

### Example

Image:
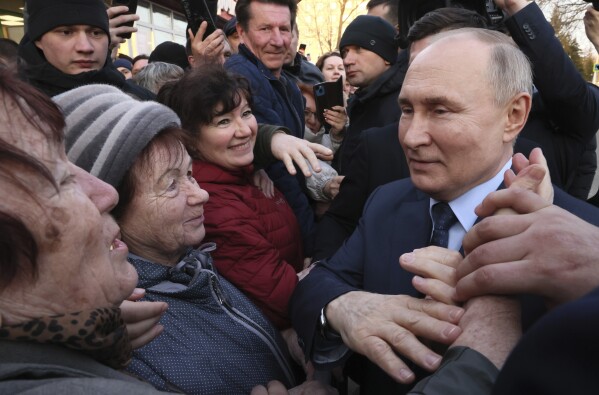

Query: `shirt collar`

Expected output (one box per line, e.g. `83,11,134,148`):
430,158,512,234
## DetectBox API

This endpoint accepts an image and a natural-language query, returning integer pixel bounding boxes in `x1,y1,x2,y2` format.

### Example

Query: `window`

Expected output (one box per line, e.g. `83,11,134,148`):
119,0,187,58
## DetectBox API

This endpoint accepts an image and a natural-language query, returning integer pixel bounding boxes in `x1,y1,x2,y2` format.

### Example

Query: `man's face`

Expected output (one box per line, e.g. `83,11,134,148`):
398,38,516,202
35,25,108,75
341,45,390,88
238,2,292,77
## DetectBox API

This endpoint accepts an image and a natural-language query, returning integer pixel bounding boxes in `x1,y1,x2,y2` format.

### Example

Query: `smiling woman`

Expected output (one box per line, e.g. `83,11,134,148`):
164,65,306,331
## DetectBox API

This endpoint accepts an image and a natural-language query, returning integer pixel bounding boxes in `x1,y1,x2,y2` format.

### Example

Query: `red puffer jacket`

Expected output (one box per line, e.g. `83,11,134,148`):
193,161,304,329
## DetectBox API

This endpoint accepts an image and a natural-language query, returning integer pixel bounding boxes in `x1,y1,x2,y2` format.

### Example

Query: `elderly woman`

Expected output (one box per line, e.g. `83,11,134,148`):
55,83,335,393
163,65,312,329
0,69,165,393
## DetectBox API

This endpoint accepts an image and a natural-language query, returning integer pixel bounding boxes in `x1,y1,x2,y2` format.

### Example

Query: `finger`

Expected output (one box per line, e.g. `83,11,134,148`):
266,380,289,395
461,214,533,265
280,154,299,176
511,152,529,174
402,295,464,325
187,27,195,41
474,187,551,219
287,152,313,177
264,180,274,198
127,287,146,301
120,300,167,324
503,168,516,188
250,385,269,395
359,335,417,383
456,259,543,301
412,276,458,305
129,323,164,349
107,5,128,19
300,144,324,173
193,21,208,42
399,247,461,284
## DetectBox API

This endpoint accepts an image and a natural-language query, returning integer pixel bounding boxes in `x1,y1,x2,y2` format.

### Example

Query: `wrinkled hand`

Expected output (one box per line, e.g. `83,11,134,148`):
120,289,167,349
323,175,344,200
323,106,347,138
400,246,462,305
107,6,139,50
251,380,338,395
457,188,599,306
326,291,464,383
270,133,333,177
584,5,599,52
252,168,275,198
188,21,227,66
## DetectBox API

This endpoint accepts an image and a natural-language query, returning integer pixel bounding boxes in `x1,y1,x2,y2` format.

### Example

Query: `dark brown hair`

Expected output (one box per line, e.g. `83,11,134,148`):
0,69,66,290
406,7,488,44
160,64,253,159
315,51,342,72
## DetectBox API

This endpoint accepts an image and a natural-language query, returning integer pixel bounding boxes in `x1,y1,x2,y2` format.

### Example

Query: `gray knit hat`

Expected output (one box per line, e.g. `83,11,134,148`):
53,84,181,188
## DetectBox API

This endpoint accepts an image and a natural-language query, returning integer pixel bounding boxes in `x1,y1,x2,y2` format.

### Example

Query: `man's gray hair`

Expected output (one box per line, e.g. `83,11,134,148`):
432,28,533,106
133,61,184,95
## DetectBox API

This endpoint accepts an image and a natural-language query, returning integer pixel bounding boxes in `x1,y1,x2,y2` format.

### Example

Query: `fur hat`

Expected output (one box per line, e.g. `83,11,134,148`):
53,84,181,188
339,15,398,64
26,0,110,41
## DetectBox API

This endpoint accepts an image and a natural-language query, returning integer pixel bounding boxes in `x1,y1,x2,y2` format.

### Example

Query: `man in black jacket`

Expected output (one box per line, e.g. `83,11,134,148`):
18,0,154,100
336,14,408,174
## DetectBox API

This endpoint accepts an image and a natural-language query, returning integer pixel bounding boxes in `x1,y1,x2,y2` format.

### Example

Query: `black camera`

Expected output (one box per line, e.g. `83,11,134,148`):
397,0,505,48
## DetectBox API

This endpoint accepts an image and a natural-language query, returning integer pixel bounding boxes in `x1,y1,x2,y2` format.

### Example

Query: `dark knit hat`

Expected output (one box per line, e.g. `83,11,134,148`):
339,15,398,64
26,0,110,41
53,84,181,189
113,58,132,70
149,41,189,70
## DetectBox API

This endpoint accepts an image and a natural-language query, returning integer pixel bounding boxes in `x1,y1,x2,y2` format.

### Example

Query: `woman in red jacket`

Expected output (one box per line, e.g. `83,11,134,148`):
164,64,306,330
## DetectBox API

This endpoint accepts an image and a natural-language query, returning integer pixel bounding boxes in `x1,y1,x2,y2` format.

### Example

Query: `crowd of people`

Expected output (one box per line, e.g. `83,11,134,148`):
1,0,599,394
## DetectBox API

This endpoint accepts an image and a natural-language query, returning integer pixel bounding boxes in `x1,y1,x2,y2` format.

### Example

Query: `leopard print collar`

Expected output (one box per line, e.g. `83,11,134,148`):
0,306,132,369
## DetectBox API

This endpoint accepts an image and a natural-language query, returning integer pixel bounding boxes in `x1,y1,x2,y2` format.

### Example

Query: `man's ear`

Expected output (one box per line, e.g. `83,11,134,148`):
503,92,532,144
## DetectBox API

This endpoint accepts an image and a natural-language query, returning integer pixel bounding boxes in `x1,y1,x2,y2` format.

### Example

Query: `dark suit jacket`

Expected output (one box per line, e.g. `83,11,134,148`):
291,178,599,394
312,2,599,261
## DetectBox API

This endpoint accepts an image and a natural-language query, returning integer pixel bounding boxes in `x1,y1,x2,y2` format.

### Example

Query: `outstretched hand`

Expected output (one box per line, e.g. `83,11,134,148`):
325,291,464,383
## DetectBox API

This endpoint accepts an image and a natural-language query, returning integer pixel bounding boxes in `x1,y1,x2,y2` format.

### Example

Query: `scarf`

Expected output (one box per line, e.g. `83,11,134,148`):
0,306,132,370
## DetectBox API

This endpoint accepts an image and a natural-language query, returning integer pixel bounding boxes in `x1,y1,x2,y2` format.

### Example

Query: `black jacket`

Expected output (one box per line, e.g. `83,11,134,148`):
336,51,409,174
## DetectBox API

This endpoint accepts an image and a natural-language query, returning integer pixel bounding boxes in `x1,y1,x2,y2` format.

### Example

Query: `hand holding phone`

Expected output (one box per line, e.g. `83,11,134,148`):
110,0,138,40
313,78,345,127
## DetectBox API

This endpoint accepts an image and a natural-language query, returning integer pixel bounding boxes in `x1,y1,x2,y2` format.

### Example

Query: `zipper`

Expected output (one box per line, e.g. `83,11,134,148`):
205,269,296,387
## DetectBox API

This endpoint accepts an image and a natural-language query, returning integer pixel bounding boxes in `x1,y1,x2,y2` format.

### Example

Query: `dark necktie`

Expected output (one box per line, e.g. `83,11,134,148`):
429,202,458,248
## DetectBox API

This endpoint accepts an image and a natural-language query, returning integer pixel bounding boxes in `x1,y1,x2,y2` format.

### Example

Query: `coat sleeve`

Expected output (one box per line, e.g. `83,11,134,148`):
206,198,300,329
408,347,498,395
507,3,599,197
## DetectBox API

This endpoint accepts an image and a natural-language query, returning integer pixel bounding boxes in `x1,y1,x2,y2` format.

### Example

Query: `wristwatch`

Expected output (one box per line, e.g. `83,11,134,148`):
319,305,341,340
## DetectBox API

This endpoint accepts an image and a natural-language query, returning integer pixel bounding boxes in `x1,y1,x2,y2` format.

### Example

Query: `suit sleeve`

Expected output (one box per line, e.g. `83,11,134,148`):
291,186,388,367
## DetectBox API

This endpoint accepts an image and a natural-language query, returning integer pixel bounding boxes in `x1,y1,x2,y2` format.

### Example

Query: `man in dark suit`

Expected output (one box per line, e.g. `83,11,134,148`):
290,27,599,395
312,2,599,261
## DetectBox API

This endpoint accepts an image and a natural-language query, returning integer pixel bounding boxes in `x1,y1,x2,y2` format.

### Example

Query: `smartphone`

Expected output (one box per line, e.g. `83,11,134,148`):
180,0,218,38
313,77,344,127
111,0,138,39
